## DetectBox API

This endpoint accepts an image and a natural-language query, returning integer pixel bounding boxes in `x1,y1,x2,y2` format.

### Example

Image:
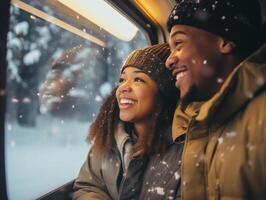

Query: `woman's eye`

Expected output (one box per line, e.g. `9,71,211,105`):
134,77,145,82
119,77,125,83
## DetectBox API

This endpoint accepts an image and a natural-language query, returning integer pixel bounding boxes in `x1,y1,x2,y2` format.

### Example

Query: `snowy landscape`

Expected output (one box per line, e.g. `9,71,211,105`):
5,115,90,200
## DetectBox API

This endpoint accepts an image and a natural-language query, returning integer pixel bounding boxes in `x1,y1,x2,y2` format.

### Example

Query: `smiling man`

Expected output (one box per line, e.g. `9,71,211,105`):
165,0,266,199
166,25,237,107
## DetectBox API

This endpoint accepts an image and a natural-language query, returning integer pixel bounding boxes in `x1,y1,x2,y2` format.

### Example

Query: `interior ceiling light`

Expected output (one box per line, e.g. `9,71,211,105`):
11,0,106,47
57,0,138,41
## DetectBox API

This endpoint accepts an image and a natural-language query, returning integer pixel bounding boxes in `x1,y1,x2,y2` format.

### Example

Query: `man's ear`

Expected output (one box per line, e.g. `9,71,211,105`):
218,38,236,54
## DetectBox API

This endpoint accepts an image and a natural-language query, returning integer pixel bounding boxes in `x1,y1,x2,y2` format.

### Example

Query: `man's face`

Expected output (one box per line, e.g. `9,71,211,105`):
166,25,231,105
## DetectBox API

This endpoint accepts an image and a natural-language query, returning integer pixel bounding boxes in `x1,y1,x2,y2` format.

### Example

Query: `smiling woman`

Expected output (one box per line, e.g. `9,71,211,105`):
116,67,159,123
73,43,179,200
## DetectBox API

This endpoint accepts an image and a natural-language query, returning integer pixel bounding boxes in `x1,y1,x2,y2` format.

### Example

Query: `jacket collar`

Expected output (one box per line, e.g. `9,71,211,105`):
173,43,266,141
114,122,131,156
172,102,203,140
114,122,143,157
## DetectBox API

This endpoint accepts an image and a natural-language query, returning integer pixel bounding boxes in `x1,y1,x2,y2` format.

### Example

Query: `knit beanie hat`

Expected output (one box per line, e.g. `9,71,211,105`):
120,43,179,107
167,0,264,56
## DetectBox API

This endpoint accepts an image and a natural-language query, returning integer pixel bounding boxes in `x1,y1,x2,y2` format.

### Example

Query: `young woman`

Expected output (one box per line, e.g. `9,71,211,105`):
72,43,179,200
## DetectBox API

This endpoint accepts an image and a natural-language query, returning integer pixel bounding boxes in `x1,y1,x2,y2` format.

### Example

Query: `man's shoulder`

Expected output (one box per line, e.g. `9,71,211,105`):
246,89,266,109
241,88,266,121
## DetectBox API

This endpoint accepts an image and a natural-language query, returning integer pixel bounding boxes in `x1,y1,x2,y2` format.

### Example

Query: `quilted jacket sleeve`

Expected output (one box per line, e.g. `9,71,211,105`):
72,147,112,200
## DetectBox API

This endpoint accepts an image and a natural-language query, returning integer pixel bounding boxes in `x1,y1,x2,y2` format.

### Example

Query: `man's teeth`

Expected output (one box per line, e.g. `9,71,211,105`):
176,72,186,81
120,98,135,104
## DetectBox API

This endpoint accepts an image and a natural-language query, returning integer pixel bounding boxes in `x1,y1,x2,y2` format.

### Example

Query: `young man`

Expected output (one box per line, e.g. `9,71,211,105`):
166,0,266,199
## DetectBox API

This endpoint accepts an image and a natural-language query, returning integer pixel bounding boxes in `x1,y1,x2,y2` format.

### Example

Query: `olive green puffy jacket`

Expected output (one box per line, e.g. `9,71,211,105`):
173,44,266,200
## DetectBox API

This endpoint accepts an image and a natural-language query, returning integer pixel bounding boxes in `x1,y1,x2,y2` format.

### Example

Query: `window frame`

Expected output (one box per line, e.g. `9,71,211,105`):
106,0,160,44
0,0,10,199
0,0,159,199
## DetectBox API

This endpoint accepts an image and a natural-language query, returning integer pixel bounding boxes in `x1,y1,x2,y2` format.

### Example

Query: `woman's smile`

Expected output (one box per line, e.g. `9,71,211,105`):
118,98,136,110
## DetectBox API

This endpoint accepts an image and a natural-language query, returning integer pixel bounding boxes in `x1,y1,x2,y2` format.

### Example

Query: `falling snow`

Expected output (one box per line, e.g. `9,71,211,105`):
226,131,237,138
217,78,223,83
154,187,165,195
174,171,180,180
99,82,112,97
22,97,31,103
218,137,224,145
95,95,103,102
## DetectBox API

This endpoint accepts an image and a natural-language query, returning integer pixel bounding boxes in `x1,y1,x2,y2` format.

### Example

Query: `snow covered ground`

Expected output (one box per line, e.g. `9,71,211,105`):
5,115,91,200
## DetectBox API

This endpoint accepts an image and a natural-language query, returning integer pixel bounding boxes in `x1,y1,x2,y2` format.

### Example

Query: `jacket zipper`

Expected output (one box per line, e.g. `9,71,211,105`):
182,116,209,199
180,116,194,200
117,138,130,200
117,165,126,200
180,133,188,200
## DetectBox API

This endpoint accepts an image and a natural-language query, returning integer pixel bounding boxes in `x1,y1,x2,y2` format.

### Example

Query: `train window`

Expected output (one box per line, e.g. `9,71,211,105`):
5,0,150,199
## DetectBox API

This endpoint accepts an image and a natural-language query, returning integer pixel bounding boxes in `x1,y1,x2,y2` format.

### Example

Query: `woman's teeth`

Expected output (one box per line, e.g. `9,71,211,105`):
120,98,135,104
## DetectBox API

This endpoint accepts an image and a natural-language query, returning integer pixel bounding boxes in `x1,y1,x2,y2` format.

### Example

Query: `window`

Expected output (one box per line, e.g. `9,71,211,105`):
5,0,150,199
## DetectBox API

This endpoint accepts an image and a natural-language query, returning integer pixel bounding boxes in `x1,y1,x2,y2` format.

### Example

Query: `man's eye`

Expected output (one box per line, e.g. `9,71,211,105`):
174,41,182,47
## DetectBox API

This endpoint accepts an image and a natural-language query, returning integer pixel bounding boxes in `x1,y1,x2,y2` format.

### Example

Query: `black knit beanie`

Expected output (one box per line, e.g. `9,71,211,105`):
120,43,179,107
167,0,264,56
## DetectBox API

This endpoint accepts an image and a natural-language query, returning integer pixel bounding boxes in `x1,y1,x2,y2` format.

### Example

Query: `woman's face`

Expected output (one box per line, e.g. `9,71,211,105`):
116,67,159,123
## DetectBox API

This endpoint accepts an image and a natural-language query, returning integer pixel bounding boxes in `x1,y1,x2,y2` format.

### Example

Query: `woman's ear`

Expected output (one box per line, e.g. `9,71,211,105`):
219,38,236,54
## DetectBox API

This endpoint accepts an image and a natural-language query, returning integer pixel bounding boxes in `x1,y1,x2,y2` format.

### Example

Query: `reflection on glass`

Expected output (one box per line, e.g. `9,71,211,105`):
38,45,105,121
5,1,149,199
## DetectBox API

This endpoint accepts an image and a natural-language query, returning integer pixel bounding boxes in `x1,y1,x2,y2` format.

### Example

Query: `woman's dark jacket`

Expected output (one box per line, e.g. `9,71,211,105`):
139,138,184,200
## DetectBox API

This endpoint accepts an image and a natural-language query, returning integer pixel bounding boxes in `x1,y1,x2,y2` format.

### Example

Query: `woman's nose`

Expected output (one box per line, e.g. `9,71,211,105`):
118,82,132,94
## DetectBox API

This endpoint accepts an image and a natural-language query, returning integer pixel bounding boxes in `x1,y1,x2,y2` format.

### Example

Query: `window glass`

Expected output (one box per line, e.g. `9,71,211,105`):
5,0,150,199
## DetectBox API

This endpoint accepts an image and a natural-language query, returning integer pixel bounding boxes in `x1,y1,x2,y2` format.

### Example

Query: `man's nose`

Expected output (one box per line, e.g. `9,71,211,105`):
165,53,177,70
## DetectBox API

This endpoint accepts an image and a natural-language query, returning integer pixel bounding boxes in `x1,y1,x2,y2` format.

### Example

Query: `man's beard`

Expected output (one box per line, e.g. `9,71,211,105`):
179,85,198,110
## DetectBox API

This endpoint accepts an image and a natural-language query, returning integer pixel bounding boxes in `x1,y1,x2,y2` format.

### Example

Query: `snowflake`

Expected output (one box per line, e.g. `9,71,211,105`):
174,171,180,180
218,137,224,144
155,187,165,195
